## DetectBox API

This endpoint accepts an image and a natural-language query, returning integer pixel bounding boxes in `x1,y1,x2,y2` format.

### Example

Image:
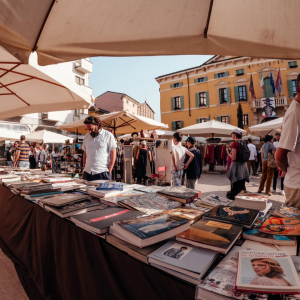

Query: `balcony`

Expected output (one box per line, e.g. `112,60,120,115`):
75,59,93,74
252,96,288,109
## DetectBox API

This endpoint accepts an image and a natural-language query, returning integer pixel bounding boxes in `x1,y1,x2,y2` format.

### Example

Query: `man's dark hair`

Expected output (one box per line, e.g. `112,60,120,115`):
248,138,252,143
173,132,183,142
275,132,281,136
180,247,188,250
84,116,102,127
235,132,242,139
265,134,273,142
20,135,25,141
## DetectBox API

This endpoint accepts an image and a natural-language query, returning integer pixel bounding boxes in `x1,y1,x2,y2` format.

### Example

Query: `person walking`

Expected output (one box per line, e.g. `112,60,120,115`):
258,135,275,196
29,145,37,169
247,138,258,177
276,74,300,208
183,137,202,190
13,135,30,168
272,132,285,195
226,129,249,200
82,116,117,181
135,140,152,185
170,132,194,187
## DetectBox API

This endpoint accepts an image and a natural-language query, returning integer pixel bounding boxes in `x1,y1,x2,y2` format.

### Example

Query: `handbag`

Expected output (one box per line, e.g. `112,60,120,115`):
268,145,277,168
140,130,150,138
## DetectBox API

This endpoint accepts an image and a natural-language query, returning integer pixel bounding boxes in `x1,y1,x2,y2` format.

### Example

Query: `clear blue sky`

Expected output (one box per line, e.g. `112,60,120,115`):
89,55,213,121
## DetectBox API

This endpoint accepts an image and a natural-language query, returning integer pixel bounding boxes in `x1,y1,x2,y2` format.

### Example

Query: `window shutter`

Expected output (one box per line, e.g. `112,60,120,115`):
179,82,183,87
240,69,244,75
194,78,198,84
172,121,176,131
170,83,174,89
180,121,183,129
217,116,221,122
195,93,200,107
234,86,239,103
287,80,293,98
244,85,248,101
214,73,218,79
225,71,229,77
227,115,230,124
219,89,222,104
207,116,211,121
180,96,184,110
196,118,200,124
171,97,175,111
226,87,231,103
204,76,208,82
205,91,210,106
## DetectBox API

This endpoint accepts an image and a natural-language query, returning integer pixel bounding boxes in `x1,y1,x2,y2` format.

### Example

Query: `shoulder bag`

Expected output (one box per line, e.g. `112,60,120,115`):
268,145,277,168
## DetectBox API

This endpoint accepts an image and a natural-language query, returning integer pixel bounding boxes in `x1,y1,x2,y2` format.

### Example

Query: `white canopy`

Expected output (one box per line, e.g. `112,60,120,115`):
1,0,300,65
57,111,168,135
0,130,23,142
25,130,71,144
117,130,175,140
249,118,283,137
177,120,247,137
0,46,91,119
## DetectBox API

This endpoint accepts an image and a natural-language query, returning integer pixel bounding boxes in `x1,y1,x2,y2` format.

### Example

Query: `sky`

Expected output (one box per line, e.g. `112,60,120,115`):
89,55,213,121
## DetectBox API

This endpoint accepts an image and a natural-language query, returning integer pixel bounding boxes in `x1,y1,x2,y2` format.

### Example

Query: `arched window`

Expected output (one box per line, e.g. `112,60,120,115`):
263,77,274,98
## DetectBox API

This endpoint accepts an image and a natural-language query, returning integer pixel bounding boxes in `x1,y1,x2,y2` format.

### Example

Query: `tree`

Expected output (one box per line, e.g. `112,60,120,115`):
237,103,244,129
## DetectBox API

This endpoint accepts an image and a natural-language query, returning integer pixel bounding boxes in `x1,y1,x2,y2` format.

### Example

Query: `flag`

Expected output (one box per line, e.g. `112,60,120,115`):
260,71,265,93
270,71,275,95
249,74,256,100
275,67,282,96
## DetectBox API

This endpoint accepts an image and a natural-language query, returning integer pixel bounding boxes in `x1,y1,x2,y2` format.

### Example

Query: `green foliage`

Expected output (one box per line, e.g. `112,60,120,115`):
237,103,244,129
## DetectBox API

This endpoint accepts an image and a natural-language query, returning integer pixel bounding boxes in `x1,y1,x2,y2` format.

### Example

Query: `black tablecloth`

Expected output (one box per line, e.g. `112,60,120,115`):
0,185,195,300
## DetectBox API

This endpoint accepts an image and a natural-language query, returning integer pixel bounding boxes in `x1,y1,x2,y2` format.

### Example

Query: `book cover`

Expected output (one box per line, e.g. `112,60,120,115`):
176,219,243,252
96,183,123,191
118,193,180,215
39,193,89,207
235,192,268,202
116,213,189,240
148,240,217,276
236,250,300,293
158,187,200,201
199,194,233,207
161,207,204,222
202,206,259,228
133,185,166,193
260,218,300,236
100,190,144,206
273,205,300,218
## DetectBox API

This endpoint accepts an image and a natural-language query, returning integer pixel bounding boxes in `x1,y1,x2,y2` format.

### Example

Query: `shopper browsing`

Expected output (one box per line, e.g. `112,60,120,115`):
247,138,258,177
39,144,47,169
135,140,152,185
171,132,194,187
183,136,202,190
272,132,285,195
276,74,300,207
14,135,30,168
82,116,117,181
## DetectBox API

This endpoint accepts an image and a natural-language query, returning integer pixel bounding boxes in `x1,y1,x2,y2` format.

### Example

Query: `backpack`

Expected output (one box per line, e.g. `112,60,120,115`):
236,140,250,163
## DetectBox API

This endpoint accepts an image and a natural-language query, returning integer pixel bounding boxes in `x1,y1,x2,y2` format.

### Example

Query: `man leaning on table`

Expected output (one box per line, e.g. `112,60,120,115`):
275,74,300,208
82,116,117,181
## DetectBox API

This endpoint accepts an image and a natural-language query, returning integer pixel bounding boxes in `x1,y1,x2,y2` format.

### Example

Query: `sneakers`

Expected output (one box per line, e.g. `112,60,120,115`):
267,193,272,196
257,191,262,194
281,190,285,196
271,189,276,193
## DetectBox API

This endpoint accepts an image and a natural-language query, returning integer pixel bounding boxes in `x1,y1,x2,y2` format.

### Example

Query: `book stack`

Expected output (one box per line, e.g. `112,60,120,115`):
38,193,90,207
43,177,72,183
157,187,201,204
99,190,144,206
17,183,63,198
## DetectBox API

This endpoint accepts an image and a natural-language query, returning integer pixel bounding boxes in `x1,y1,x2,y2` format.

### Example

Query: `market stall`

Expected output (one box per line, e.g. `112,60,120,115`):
249,118,283,137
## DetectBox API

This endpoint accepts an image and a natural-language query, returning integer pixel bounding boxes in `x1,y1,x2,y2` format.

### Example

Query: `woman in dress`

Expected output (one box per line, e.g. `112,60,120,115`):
29,145,37,169
135,140,152,185
251,258,292,286
51,146,61,173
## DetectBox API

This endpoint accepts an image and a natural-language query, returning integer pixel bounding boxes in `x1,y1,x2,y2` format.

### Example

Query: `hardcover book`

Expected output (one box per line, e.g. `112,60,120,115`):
39,193,90,207
118,192,180,215
236,250,300,293
134,185,166,193
100,190,144,206
158,187,201,204
271,205,300,218
199,194,233,208
87,186,126,198
176,219,243,254
161,207,204,223
96,182,123,191
202,205,260,228
260,218,300,235
235,192,268,211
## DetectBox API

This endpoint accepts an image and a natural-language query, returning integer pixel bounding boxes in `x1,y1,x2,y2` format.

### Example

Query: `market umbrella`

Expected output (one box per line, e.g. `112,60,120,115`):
249,118,283,138
25,130,71,144
57,111,168,136
177,120,247,137
0,130,23,141
1,0,300,65
0,46,91,119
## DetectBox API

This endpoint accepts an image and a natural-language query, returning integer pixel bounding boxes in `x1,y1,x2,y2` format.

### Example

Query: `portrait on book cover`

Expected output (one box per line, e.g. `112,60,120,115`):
163,243,192,260
240,257,296,287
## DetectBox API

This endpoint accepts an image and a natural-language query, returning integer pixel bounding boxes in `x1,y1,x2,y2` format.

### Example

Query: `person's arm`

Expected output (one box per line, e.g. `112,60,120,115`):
108,148,117,173
275,148,289,177
230,148,237,161
198,151,202,178
183,150,194,169
136,149,140,160
171,150,178,171
83,151,86,168
148,150,152,162
14,150,20,166
261,149,263,163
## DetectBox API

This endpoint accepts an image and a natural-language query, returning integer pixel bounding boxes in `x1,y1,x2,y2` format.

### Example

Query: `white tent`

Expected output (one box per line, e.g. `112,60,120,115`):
57,111,168,135
177,120,247,137
25,130,71,144
0,130,23,142
0,46,91,119
1,0,300,65
249,118,283,137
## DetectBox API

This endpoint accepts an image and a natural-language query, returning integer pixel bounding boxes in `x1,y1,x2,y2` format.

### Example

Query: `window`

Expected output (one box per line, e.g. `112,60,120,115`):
198,118,206,123
175,121,182,130
198,92,206,107
197,77,205,83
171,82,183,89
238,85,247,101
236,69,244,76
263,77,274,97
133,103,135,107
221,116,229,124
174,96,181,110
288,61,298,68
75,76,84,85
292,80,297,97
126,99,129,103
218,72,225,78
242,114,249,126
219,88,227,103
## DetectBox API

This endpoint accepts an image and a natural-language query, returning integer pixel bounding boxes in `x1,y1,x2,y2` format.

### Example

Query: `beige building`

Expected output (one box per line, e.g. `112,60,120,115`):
137,101,155,119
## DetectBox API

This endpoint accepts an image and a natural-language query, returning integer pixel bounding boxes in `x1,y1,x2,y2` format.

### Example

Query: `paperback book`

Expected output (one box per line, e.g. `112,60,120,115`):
134,185,166,193
38,193,90,207
260,218,300,236
100,190,144,206
202,205,260,228
199,194,233,208
271,205,300,218
96,182,123,191
88,186,126,198
161,207,204,223
176,219,243,254
235,192,268,211
236,250,300,293
158,187,201,204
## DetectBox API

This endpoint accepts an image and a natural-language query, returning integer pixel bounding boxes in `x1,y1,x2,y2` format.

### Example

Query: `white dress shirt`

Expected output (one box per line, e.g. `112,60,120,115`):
247,143,257,161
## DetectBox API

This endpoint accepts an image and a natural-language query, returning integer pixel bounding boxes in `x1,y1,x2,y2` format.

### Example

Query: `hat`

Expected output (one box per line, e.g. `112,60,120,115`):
231,128,242,135
186,136,196,144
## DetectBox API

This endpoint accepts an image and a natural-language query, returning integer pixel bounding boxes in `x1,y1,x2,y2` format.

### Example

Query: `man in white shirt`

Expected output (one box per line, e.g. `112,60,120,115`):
272,132,285,195
170,132,194,187
276,74,300,208
39,144,47,169
82,116,117,181
247,138,258,177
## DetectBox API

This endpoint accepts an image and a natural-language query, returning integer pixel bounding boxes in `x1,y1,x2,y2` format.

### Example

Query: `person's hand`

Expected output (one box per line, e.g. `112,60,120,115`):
175,167,179,171
278,168,286,178
255,157,258,162
183,164,188,170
